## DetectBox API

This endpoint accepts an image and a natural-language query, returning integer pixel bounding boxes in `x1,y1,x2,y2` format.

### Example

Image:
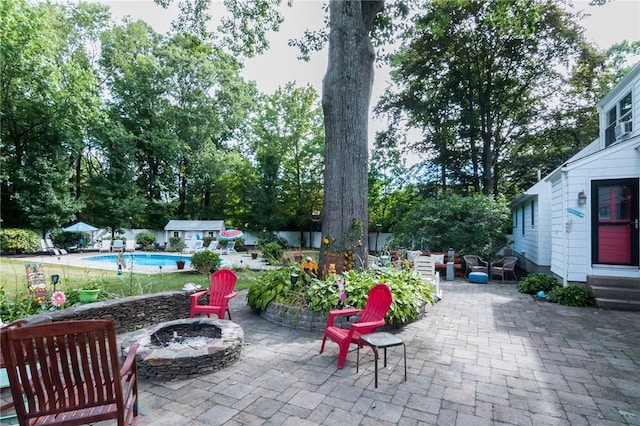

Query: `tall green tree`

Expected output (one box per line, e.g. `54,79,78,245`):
159,33,257,219
321,1,386,264
158,0,402,267
244,83,324,236
1,0,106,230
380,0,586,195
99,20,178,229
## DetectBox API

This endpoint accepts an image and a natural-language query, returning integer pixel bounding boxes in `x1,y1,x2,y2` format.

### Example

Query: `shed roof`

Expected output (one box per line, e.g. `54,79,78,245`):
164,220,225,231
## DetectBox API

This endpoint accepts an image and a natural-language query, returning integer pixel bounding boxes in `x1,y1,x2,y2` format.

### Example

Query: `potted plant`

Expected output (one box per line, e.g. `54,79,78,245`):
78,281,101,303
176,259,186,270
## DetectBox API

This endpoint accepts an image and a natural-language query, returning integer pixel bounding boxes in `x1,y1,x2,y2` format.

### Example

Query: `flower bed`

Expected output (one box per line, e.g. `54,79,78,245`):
248,266,436,327
14,291,191,333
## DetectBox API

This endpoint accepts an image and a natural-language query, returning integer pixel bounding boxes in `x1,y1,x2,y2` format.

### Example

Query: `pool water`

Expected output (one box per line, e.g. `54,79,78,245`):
83,253,193,267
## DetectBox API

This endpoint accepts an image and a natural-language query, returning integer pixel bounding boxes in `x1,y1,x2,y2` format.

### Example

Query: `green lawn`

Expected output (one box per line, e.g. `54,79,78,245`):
0,257,265,299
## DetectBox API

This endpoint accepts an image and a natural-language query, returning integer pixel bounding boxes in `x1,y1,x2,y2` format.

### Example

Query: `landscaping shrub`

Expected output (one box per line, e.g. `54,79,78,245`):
247,266,436,325
168,236,186,252
136,232,156,250
190,250,221,275
517,273,560,294
388,193,510,258
546,285,595,307
261,242,284,265
0,228,40,254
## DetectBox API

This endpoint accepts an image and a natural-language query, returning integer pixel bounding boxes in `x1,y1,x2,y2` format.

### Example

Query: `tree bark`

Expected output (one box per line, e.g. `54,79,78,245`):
321,1,383,270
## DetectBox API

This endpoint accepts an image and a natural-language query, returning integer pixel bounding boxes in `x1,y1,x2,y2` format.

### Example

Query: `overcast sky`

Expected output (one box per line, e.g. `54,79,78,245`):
103,0,640,93
101,0,640,156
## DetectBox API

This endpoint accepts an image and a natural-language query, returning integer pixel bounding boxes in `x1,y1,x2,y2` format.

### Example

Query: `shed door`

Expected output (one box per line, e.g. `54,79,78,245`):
591,179,639,266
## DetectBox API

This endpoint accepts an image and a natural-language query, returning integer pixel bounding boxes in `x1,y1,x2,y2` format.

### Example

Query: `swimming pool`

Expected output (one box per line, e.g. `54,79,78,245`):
83,253,193,267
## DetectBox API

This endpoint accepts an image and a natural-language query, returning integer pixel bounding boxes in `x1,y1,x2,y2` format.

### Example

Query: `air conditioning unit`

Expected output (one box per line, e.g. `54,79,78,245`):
614,121,633,139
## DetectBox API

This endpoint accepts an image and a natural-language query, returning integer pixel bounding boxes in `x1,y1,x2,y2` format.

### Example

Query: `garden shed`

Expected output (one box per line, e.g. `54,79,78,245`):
164,220,226,245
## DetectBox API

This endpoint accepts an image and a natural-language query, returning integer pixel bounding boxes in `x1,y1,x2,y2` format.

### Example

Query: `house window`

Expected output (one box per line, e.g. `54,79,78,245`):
531,200,535,226
173,231,179,238
513,210,517,228
521,205,525,235
605,91,633,147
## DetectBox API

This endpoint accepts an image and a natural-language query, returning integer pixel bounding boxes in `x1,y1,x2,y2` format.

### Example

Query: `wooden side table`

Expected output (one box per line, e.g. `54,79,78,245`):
357,332,406,388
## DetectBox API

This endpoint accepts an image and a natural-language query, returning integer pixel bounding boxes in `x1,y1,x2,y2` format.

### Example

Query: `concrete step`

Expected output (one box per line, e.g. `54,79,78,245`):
595,298,640,311
590,286,640,301
587,276,640,289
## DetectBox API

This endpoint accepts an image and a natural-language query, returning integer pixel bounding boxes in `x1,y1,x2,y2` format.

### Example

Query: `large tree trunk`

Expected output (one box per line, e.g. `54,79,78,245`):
321,1,383,272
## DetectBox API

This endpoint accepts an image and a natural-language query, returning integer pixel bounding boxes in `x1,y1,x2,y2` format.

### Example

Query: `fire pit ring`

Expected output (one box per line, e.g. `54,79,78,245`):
118,318,243,381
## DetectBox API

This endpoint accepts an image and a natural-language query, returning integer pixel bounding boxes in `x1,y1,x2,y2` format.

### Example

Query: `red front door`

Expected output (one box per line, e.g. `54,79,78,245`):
591,179,639,266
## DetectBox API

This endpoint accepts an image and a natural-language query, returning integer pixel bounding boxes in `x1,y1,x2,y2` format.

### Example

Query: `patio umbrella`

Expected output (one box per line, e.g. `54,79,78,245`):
219,229,244,241
63,221,99,246
63,221,98,233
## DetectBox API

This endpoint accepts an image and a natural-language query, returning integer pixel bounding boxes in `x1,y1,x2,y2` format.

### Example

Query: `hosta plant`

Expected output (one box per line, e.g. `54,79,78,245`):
517,273,560,294
546,285,595,307
247,266,436,325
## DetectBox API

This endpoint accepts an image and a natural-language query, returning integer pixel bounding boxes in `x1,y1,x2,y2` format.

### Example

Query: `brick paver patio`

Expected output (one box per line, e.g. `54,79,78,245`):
135,281,640,425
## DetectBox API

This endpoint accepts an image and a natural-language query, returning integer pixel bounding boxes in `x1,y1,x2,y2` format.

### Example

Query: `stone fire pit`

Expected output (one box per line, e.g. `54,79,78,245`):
118,318,243,381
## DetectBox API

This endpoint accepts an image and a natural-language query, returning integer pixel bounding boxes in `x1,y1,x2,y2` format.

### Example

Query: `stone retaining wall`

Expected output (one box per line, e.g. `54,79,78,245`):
261,302,330,330
23,291,192,333
261,300,427,331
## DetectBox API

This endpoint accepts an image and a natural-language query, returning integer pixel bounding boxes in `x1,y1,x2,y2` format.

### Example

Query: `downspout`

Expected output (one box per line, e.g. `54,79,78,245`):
561,168,568,287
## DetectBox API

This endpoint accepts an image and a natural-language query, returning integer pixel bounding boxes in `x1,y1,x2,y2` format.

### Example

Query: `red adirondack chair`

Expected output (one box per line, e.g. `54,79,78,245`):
190,269,238,320
320,283,393,369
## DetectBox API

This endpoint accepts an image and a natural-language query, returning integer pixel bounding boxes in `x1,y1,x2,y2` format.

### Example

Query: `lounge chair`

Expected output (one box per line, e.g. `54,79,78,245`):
39,239,57,255
319,284,393,369
112,240,124,252
45,238,67,255
183,240,204,254
125,240,136,252
198,240,220,252
220,241,237,255
99,239,112,252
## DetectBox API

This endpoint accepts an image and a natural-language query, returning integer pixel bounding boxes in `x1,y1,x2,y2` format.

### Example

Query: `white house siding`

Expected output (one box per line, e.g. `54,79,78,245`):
549,170,590,284
550,178,566,280
565,167,590,283
512,180,552,273
548,138,640,283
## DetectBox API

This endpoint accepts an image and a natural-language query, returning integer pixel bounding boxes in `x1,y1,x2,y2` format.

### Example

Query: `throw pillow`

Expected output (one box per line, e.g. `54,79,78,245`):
431,254,445,264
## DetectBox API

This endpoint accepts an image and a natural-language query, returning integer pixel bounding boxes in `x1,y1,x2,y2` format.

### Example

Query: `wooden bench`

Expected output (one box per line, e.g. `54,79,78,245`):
421,251,463,277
